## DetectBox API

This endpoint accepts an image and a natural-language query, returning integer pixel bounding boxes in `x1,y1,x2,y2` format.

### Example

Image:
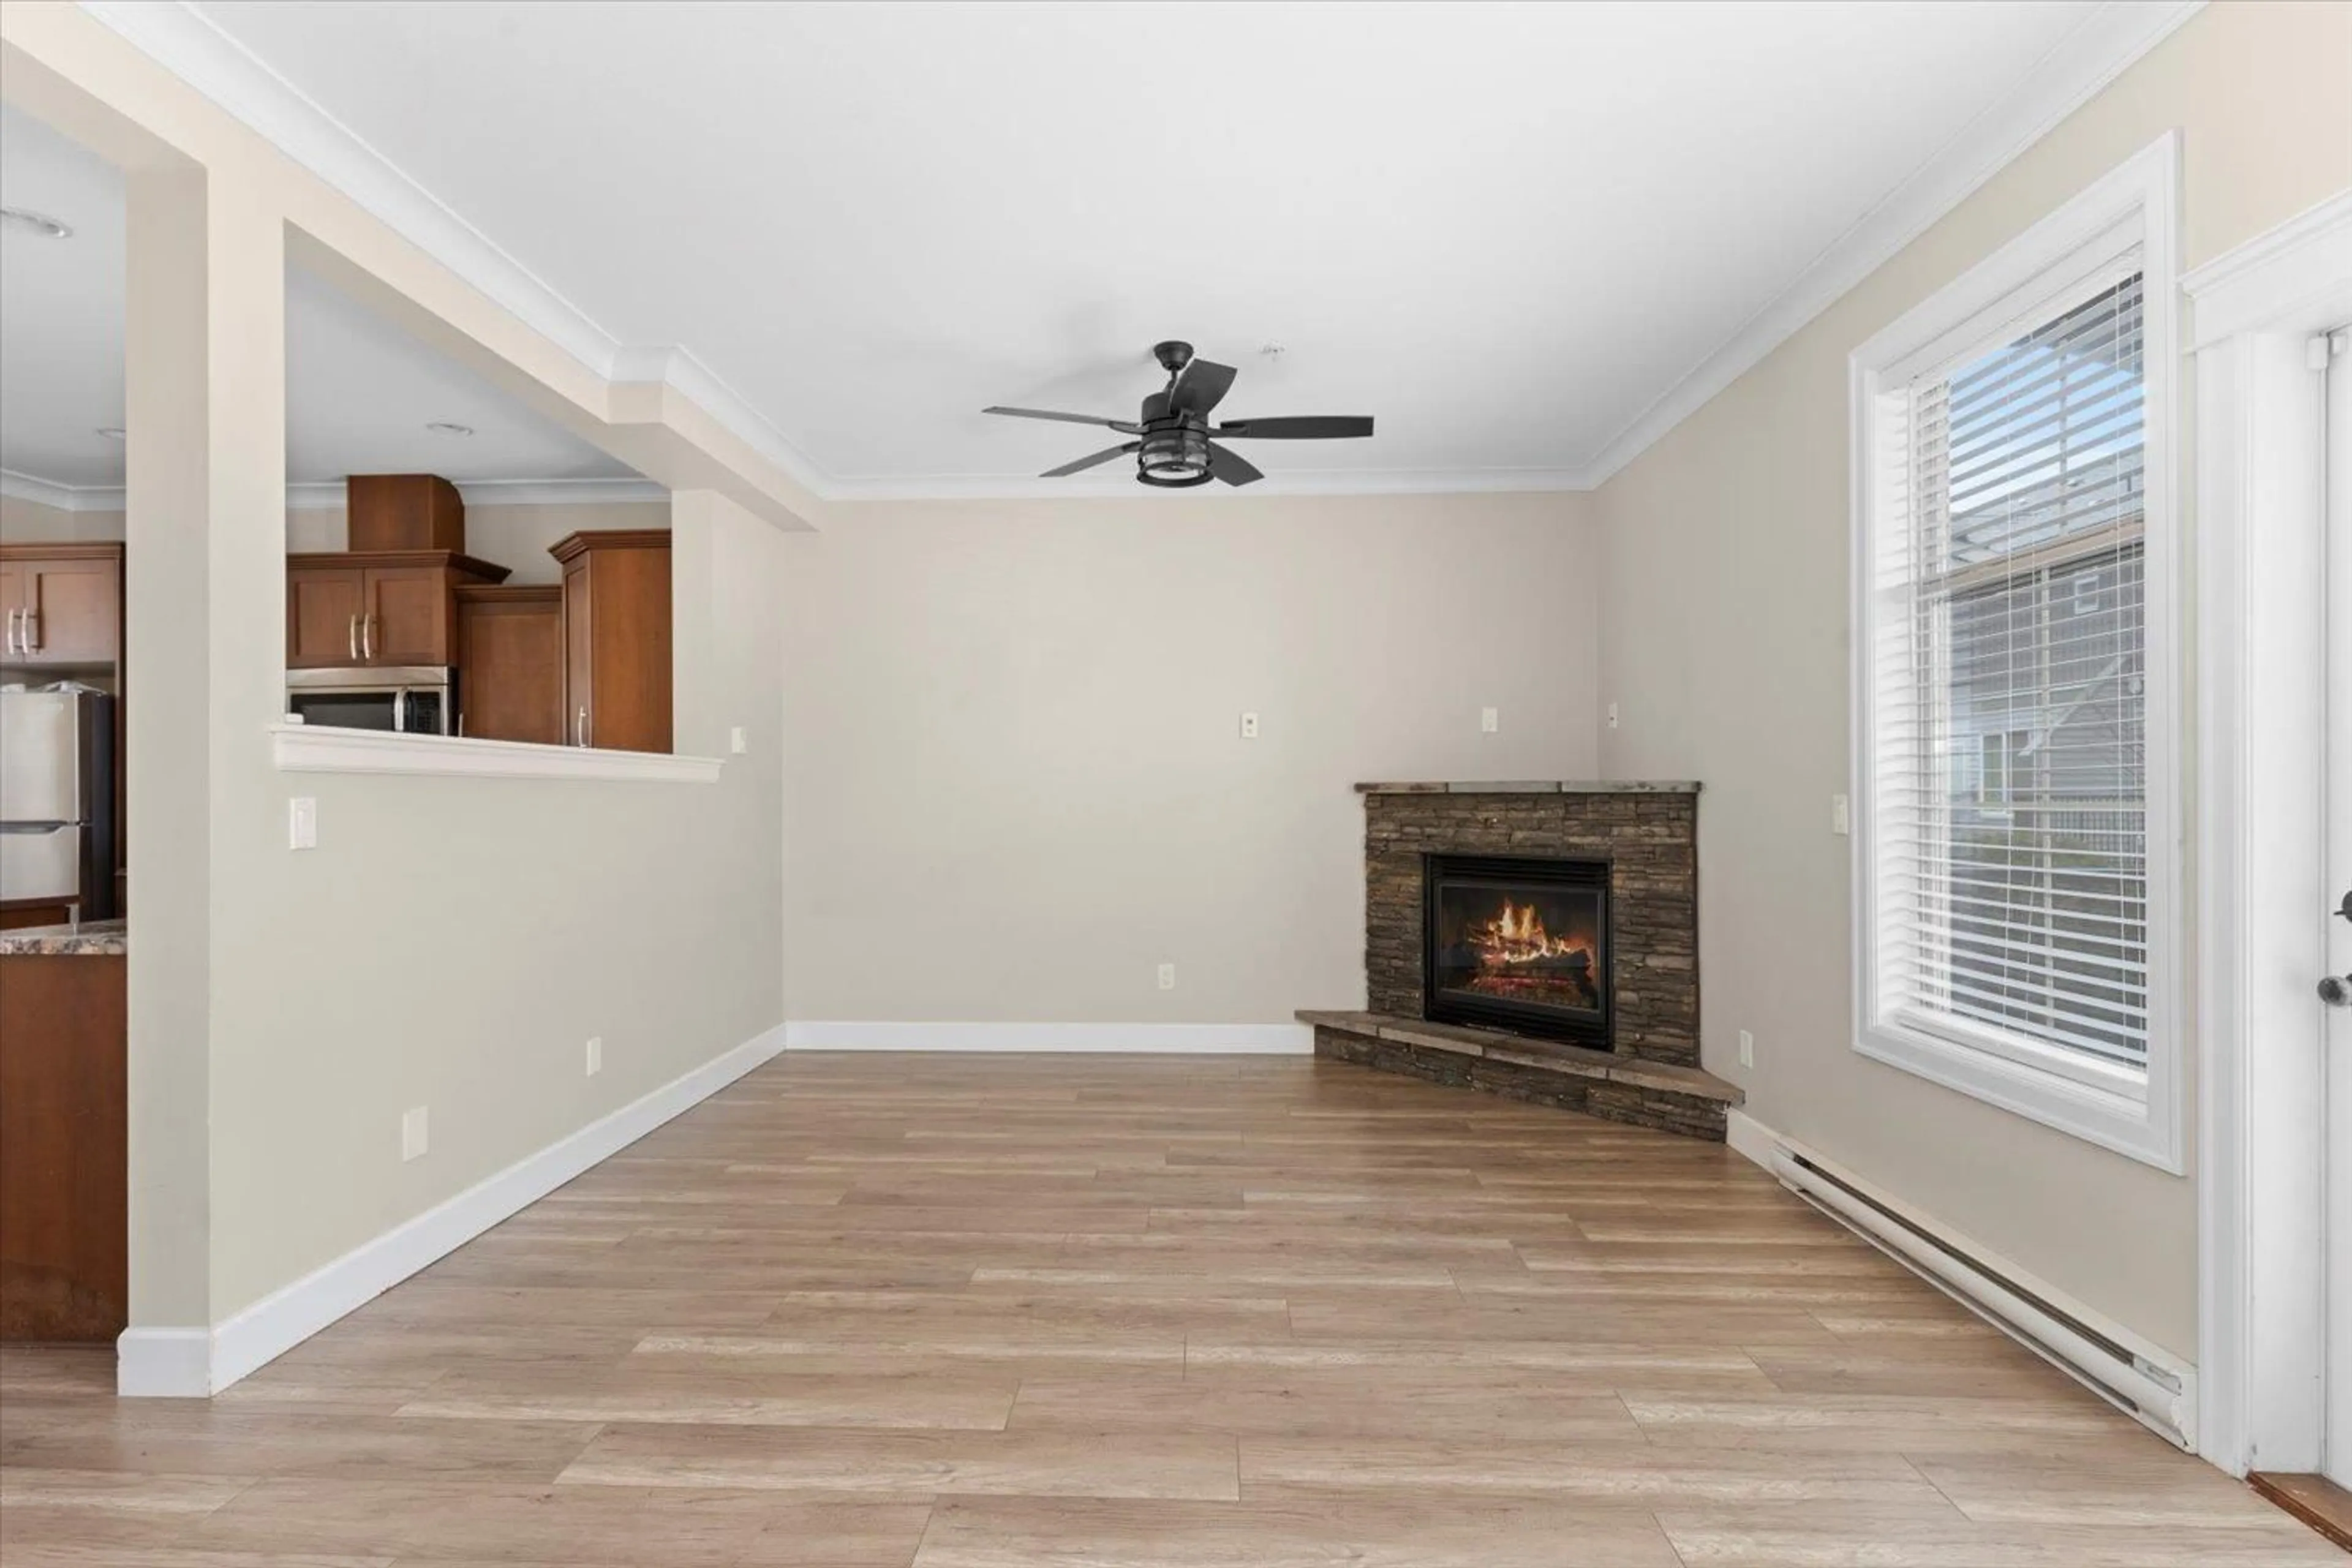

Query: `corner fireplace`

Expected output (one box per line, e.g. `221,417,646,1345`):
1423,853,1610,1049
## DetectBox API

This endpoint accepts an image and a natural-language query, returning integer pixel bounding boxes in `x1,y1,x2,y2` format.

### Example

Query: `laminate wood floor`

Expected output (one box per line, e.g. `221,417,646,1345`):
2,1054,2337,1566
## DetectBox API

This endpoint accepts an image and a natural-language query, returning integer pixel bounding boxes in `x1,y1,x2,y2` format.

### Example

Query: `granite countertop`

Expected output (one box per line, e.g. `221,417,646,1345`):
0,920,128,957
1354,780,1702,794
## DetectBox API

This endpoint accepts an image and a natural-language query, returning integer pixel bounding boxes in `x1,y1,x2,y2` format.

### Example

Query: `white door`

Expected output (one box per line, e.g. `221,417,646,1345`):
2326,324,2351,1491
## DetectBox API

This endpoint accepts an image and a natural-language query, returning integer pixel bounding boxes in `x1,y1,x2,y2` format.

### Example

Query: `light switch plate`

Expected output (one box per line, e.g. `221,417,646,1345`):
1480,706,1499,734
1238,712,1260,740
729,726,747,755
1738,1029,1755,1069
1831,794,1852,835
401,1106,429,1162
1157,962,1177,990
586,1036,603,1077
288,796,317,850
1606,702,1620,729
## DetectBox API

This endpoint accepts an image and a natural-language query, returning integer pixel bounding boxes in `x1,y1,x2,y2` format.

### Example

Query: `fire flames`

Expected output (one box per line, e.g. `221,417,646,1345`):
1472,899,1595,972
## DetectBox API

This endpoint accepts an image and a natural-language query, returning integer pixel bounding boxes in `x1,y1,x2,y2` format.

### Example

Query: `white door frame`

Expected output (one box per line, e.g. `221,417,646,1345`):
2187,188,2352,1476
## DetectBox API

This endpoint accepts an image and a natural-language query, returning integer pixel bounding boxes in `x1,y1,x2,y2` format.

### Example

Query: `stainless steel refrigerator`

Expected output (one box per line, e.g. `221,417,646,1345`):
0,688,117,920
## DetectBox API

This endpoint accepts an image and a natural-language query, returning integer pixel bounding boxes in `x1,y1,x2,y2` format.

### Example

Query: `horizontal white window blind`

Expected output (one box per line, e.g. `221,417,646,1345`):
1869,265,2150,1075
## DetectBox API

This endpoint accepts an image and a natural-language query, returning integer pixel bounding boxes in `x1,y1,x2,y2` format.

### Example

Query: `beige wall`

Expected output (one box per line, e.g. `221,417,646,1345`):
1591,0,2352,1359
6,497,665,584
208,489,780,1316
286,499,671,582
781,492,1598,1025
0,494,125,543
2,0,794,1337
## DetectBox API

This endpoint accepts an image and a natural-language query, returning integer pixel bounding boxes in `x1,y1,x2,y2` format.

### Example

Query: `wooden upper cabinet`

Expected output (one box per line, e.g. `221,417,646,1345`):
364,564,454,665
551,530,671,753
0,545,123,667
345,475,464,554
287,565,368,666
454,585,563,745
285,551,508,668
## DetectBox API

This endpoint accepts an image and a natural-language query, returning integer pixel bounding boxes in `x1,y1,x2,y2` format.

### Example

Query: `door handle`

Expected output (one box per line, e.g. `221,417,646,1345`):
348,613,358,661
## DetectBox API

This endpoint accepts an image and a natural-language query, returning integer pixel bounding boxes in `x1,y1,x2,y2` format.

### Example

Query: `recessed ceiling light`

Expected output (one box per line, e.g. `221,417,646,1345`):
95,426,126,441
424,420,475,437
1,206,74,240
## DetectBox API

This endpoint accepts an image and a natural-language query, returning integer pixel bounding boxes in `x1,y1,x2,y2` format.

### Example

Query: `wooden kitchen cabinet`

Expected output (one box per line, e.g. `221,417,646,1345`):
454,584,564,744
0,544,123,666
287,565,368,666
0,951,127,1341
286,551,508,668
551,530,671,753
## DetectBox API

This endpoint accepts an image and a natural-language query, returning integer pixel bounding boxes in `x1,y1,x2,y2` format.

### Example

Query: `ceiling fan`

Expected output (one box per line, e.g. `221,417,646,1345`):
982,341,1374,488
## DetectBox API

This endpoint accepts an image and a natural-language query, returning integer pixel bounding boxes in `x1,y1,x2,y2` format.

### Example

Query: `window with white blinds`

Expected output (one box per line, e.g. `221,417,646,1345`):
1850,138,2180,1170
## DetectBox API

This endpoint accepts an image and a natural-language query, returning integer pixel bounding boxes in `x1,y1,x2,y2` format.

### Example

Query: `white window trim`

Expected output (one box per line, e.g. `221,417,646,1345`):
1847,132,2183,1172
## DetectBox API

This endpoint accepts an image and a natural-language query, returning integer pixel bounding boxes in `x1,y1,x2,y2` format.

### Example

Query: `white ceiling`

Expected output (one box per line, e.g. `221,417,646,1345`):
0,103,645,503
124,0,2158,495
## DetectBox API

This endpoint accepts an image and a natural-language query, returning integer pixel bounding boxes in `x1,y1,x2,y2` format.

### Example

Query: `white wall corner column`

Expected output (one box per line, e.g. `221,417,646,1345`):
118,152,290,1394
2186,189,2352,1475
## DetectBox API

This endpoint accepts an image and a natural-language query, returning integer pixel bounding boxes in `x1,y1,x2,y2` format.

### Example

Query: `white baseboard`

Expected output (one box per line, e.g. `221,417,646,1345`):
119,1022,787,1398
782,1020,1313,1055
114,1328,211,1398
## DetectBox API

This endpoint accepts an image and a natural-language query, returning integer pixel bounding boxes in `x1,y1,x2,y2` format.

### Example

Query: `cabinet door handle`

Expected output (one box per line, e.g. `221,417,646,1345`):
348,613,358,661
361,614,374,662
575,705,587,747
20,611,35,652
5,609,18,657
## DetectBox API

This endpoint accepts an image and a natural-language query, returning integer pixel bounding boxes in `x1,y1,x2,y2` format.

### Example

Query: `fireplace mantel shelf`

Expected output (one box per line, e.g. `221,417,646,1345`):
1354,780,1701,795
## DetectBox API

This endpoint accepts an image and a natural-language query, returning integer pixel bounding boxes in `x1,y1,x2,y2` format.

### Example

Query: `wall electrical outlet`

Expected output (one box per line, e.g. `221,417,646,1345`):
1738,1029,1755,1069
1157,962,1177,990
1831,794,1852,835
401,1106,429,1162
1480,706,1499,734
729,726,748,755
1238,712,1261,740
288,796,317,850
586,1036,603,1077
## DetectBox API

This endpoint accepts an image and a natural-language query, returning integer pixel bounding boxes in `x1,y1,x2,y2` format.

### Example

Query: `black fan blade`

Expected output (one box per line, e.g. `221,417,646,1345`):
1040,441,1140,478
1207,442,1264,487
1168,359,1238,416
1213,416,1374,440
984,405,1142,432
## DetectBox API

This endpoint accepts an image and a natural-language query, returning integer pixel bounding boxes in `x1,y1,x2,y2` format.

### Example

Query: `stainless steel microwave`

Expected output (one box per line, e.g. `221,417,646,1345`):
285,666,455,735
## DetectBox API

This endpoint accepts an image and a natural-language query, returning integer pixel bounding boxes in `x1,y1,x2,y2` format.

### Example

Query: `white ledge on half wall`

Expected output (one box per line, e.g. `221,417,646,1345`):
269,723,723,783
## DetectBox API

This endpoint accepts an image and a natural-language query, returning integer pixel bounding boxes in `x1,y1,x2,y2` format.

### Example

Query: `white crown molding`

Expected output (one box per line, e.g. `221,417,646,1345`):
79,0,2205,504
1575,0,2206,488
271,722,722,783
80,0,625,380
821,466,1599,502
0,467,124,511
452,477,673,508
9,471,669,513
2182,188,2352,347
608,344,835,499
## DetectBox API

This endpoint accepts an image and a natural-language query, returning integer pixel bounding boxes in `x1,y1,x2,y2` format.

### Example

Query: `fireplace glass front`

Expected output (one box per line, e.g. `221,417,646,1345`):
1423,853,1610,1048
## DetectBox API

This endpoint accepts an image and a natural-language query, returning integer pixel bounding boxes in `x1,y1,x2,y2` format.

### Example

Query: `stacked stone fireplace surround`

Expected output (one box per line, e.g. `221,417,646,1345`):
1299,782,1741,1140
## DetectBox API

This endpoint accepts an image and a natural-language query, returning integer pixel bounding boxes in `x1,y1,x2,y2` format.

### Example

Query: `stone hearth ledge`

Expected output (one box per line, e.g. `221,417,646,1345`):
1354,780,1701,794
1297,1010,1740,1103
